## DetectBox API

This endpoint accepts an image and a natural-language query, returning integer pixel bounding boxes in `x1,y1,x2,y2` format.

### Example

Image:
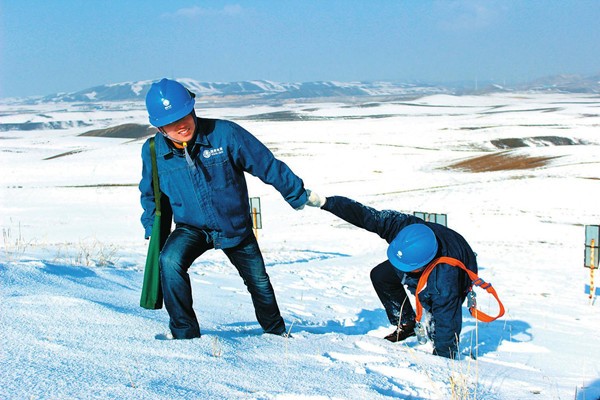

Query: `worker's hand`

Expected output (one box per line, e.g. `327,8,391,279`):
306,189,326,208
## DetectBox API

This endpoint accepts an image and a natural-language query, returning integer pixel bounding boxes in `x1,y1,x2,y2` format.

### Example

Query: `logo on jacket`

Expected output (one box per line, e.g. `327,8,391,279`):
203,147,224,158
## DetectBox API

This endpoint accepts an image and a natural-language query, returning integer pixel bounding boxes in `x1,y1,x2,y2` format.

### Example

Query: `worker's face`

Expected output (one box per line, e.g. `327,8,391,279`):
161,113,195,144
407,266,425,275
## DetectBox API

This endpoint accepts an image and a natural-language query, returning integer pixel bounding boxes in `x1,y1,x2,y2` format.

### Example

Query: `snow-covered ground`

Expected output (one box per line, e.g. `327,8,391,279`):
1,93,600,399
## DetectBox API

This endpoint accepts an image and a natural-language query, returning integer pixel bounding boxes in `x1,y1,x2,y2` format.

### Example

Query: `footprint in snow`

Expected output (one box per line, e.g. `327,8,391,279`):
324,351,388,364
354,340,387,354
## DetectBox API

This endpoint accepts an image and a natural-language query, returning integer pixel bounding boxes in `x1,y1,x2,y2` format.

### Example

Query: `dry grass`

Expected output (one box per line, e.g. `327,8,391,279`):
212,337,223,357
2,223,31,262
446,151,561,173
53,239,119,267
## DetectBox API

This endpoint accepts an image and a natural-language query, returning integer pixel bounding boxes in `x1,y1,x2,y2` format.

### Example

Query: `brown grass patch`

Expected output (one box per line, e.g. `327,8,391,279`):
44,149,86,160
80,123,155,139
491,136,585,149
447,151,562,172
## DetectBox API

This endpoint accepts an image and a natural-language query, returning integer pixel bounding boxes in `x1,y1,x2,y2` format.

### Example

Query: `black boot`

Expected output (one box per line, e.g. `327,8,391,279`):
384,321,416,343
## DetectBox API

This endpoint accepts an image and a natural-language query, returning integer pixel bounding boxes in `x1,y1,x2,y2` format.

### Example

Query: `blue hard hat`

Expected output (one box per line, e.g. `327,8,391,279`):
387,224,438,272
146,78,196,127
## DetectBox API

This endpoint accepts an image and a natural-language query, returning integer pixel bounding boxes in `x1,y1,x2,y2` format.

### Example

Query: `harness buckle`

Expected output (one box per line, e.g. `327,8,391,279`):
415,321,428,344
467,290,477,309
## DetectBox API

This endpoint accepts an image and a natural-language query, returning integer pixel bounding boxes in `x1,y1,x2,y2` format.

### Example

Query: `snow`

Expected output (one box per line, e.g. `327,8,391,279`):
1,93,600,399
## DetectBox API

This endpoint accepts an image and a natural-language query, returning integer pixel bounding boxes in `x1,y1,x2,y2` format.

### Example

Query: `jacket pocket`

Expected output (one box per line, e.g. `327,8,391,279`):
200,152,233,189
157,164,188,208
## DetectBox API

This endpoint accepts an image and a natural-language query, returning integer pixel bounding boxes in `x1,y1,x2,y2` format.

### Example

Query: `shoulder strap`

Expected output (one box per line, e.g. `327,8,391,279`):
149,137,161,215
415,256,505,323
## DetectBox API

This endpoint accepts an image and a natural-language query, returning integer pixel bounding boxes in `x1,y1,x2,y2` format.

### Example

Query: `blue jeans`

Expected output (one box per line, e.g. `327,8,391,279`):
370,260,416,326
159,225,286,339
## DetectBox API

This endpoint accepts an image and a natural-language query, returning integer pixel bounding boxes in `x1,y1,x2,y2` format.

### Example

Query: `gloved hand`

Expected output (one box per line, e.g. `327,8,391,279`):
306,189,326,208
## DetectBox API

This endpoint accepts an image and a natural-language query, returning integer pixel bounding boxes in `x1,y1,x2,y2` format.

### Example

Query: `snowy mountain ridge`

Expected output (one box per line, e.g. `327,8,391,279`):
31,79,449,104
7,73,600,105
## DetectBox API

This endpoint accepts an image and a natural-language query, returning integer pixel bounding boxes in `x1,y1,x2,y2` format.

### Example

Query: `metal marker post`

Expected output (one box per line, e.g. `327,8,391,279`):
414,211,448,227
249,197,262,239
252,208,258,239
584,225,599,303
590,239,595,303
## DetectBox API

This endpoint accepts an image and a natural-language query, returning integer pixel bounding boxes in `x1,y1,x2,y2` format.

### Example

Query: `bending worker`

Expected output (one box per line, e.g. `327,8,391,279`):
306,193,477,359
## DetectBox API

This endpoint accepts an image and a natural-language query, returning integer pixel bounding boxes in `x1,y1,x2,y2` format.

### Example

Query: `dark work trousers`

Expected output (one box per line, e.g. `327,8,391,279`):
159,224,286,338
370,260,417,326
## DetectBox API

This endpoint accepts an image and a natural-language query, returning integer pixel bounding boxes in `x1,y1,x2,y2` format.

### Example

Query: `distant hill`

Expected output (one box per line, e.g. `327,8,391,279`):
515,73,600,93
7,73,600,105
34,79,452,104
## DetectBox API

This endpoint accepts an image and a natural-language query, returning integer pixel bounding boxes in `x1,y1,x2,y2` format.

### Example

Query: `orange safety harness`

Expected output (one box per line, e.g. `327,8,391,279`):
415,256,505,324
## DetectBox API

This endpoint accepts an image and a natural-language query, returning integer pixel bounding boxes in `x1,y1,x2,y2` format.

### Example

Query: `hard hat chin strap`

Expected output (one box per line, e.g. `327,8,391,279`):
157,110,198,145
158,128,183,144
158,128,195,167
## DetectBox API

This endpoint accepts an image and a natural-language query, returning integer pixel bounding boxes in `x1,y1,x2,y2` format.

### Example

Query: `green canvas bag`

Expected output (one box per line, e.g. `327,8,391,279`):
140,137,172,310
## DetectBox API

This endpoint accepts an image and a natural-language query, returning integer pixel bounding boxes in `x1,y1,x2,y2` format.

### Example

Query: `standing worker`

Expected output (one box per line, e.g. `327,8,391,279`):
306,193,477,358
140,78,311,339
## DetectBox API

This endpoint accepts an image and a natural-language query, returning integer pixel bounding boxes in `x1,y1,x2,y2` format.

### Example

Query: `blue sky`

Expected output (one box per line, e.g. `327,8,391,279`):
1,0,599,98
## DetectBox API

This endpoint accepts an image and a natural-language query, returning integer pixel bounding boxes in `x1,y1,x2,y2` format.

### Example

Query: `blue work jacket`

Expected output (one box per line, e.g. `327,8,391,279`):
322,196,477,357
139,118,307,249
